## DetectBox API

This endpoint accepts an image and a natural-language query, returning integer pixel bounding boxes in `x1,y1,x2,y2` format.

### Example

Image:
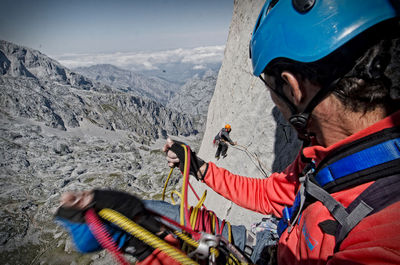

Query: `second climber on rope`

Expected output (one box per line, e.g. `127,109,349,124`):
213,124,237,160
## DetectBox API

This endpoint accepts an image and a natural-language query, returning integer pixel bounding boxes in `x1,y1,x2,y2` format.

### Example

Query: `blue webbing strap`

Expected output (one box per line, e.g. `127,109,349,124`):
277,175,307,237
315,138,400,187
277,137,400,237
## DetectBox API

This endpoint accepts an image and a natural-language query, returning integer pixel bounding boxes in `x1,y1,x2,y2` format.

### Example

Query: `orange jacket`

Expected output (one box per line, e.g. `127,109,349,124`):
139,111,400,265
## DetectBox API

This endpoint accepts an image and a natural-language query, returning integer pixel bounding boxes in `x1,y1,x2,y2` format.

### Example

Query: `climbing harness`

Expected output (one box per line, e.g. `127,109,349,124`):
277,130,400,251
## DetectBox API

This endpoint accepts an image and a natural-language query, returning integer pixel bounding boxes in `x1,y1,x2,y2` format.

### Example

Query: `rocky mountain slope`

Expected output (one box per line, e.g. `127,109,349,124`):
74,64,178,105
0,40,196,138
167,69,217,118
76,64,218,135
0,40,201,264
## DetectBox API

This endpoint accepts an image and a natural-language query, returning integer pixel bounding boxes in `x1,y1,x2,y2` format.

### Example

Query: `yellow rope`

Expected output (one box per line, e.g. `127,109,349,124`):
195,191,207,208
190,207,199,229
170,190,182,205
227,222,232,243
162,168,174,201
180,144,189,226
98,208,199,265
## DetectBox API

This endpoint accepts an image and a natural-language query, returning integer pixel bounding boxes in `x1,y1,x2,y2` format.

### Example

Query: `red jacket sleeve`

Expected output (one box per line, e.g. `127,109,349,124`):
203,152,305,217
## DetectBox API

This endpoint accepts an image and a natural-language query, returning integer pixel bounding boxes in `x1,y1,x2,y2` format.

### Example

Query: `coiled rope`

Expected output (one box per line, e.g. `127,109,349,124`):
162,144,233,242
99,208,199,265
85,142,249,265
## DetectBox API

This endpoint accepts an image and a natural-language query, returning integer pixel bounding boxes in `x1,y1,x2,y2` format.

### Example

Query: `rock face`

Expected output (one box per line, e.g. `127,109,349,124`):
74,64,179,105
189,0,302,227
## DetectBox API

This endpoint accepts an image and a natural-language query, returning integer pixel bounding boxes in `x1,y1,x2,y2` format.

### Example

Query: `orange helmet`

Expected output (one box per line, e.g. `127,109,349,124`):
225,124,231,131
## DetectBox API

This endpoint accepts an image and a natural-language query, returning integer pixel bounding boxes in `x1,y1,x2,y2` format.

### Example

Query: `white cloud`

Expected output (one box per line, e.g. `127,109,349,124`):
55,45,225,70
193,64,206,70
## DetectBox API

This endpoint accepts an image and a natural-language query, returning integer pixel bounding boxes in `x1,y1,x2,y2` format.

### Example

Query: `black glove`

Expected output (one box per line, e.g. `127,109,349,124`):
169,140,207,180
55,190,163,261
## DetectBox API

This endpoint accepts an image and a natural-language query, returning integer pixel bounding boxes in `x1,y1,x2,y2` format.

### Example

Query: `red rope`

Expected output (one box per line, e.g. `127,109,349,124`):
85,208,130,265
147,209,202,241
188,181,207,210
183,145,192,227
180,145,228,238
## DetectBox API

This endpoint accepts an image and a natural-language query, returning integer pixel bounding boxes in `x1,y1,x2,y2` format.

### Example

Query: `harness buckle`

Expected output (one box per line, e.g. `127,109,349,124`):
188,233,219,261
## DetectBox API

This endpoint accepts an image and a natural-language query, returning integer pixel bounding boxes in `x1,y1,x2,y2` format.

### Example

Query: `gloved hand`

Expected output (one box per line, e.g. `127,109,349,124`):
163,138,208,180
55,189,164,261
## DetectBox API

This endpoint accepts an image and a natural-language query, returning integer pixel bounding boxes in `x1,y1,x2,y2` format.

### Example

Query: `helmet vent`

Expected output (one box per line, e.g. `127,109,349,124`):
292,0,315,13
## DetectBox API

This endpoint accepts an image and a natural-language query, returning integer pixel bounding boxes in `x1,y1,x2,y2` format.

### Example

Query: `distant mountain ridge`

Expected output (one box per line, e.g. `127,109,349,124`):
136,61,222,85
75,63,219,125
74,64,178,105
0,40,99,91
0,40,197,139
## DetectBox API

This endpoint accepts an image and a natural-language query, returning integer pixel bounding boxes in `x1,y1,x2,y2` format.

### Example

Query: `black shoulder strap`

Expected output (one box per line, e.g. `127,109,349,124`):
308,174,400,252
334,173,400,251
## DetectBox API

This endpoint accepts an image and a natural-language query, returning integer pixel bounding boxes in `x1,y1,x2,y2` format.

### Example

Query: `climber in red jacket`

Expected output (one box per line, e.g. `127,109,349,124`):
57,1,400,264
163,0,400,264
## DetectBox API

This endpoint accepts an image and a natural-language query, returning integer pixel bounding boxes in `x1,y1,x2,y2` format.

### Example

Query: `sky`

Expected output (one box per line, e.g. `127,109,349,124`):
0,0,233,63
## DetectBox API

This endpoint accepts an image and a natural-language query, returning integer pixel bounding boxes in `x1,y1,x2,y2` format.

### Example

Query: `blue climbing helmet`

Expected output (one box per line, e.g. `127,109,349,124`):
250,0,399,140
250,0,399,76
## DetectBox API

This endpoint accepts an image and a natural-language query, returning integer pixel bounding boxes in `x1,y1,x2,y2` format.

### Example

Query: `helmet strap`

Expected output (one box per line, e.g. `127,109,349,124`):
289,77,341,140
260,75,340,141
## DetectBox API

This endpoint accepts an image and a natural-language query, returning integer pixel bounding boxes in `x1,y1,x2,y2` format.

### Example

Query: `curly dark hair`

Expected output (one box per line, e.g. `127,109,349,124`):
265,19,400,114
